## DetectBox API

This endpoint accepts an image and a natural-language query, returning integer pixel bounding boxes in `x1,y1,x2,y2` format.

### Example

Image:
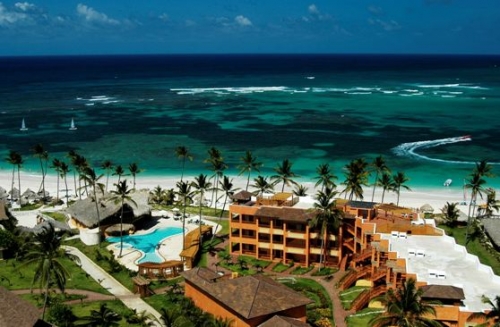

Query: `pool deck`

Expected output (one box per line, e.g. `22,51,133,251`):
107,214,221,271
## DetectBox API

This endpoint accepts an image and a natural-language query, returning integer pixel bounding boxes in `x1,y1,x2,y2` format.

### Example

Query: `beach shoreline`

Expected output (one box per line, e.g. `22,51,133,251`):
1,170,485,216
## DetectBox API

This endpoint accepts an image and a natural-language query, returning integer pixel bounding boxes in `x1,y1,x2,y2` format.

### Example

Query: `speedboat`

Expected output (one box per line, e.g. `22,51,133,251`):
444,179,452,187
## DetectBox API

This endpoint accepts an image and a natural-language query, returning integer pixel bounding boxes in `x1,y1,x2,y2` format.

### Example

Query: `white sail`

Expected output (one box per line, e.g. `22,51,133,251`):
20,118,28,131
69,118,77,130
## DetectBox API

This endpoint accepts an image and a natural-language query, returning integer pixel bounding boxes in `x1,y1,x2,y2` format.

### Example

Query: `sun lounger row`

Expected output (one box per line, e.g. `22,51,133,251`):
407,248,426,257
391,231,408,239
428,269,446,279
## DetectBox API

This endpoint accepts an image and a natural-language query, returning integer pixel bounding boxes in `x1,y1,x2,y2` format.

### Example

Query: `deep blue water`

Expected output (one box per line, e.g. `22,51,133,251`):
1,54,499,190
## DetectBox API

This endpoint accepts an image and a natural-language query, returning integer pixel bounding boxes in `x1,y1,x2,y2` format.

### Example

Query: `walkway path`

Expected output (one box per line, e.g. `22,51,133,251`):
63,246,163,326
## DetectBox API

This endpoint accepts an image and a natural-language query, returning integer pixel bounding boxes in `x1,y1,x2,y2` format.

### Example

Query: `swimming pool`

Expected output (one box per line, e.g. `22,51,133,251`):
107,226,183,264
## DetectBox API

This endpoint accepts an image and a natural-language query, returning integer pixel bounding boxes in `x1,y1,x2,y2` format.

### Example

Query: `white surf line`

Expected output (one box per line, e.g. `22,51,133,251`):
392,135,477,164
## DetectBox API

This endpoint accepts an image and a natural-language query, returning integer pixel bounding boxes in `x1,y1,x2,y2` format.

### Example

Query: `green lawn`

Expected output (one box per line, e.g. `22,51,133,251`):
346,307,383,327
438,224,500,275
291,265,314,275
69,300,148,326
339,286,369,310
272,262,293,273
0,256,109,294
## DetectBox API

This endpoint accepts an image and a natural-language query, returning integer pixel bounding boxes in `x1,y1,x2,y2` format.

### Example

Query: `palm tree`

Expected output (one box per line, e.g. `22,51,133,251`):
368,278,443,327
478,188,500,218
77,303,121,327
125,309,155,326
310,188,343,271
100,159,114,192
465,171,486,243
67,150,80,198
474,159,495,178
371,155,390,202
175,146,193,182
176,180,193,250
51,158,62,202
271,159,299,192
5,150,23,205
205,148,227,213
251,175,275,196
59,161,71,207
151,185,166,205
342,158,369,200
32,143,49,200
314,163,337,192
192,174,212,238
214,176,239,240
21,225,79,320
393,171,411,206
113,165,127,184
211,317,234,327
109,180,137,257
378,172,395,204
293,184,308,196
467,295,500,327
238,150,262,191
159,307,189,327
80,167,105,244
441,202,460,227
73,154,89,199
128,162,142,189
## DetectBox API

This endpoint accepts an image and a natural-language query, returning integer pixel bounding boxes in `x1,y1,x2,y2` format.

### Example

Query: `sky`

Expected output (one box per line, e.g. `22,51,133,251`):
0,0,499,56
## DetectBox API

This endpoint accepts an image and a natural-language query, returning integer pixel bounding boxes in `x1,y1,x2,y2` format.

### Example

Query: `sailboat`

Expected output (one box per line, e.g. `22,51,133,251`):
69,118,77,131
20,118,28,131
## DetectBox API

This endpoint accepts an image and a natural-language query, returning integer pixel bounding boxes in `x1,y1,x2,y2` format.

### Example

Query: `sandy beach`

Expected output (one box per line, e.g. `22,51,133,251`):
1,170,481,220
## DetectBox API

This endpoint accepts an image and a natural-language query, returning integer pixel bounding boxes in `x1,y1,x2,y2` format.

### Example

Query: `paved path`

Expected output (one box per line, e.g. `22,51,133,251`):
63,246,163,326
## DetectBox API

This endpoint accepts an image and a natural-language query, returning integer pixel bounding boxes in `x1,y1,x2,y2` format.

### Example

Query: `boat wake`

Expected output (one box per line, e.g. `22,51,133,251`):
392,135,475,164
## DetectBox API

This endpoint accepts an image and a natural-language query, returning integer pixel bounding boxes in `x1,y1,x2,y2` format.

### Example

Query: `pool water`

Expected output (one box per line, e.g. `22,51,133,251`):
107,226,183,264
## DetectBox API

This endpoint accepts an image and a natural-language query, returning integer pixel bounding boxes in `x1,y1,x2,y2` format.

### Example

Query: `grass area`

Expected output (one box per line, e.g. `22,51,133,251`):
69,300,147,326
272,262,293,273
346,307,383,327
0,256,109,294
42,211,68,223
311,267,338,276
217,253,272,276
339,286,369,310
63,238,135,291
438,224,500,275
290,265,314,275
279,277,333,326
152,204,229,222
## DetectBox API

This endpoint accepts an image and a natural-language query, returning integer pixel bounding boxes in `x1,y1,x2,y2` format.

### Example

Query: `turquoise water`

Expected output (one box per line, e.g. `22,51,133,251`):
1,54,499,191
107,226,183,264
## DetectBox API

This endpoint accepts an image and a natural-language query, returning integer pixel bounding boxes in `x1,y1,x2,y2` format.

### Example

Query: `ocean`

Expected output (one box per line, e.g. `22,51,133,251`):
1,54,499,191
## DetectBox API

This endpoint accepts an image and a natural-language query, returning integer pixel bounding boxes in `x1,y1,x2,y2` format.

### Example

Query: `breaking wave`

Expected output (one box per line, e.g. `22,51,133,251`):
392,136,475,164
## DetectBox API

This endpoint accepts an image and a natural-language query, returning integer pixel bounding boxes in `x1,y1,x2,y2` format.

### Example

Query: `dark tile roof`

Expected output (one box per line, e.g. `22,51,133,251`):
255,207,317,222
259,315,311,327
420,285,465,300
0,287,45,327
182,268,313,319
346,201,377,209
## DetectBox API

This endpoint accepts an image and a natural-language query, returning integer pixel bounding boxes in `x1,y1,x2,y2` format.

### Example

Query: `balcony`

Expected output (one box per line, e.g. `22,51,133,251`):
258,227,270,233
286,230,306,239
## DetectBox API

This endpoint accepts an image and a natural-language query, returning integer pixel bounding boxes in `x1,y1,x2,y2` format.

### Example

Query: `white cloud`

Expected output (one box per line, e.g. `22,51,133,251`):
0,2,29,26
235,15,252,26
158,13,169,22
76,3,119,25
367,5,383,15
14,2,35,12
368,18,401,31
308,4,319,15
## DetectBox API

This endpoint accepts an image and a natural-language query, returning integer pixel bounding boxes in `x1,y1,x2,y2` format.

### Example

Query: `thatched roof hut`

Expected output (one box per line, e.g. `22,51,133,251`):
67,190,151,229
22,188,37,201
420,203,434,213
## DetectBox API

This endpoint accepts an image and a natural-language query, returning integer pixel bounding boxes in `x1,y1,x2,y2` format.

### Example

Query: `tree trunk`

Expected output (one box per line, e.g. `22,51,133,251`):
212,194,227,241
119,203,124,257
371,172,379,202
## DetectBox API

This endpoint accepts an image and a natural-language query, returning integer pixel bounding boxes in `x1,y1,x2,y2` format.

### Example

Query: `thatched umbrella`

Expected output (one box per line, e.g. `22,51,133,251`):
8,188,20,201
22,188,37,202
420,203,434,213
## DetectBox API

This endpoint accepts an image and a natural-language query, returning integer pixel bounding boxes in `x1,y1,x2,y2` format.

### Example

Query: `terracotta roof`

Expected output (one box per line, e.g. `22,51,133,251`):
255,206,316,222
259,315,311,327
182,268,313,319
420,285,465,300
0,287,45,327
231,190,253,201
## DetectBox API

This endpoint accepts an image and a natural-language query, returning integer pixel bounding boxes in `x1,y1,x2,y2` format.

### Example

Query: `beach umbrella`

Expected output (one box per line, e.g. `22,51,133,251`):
22,188,37,201
420,203,434,213
9,188,20,200
158,210,168,217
